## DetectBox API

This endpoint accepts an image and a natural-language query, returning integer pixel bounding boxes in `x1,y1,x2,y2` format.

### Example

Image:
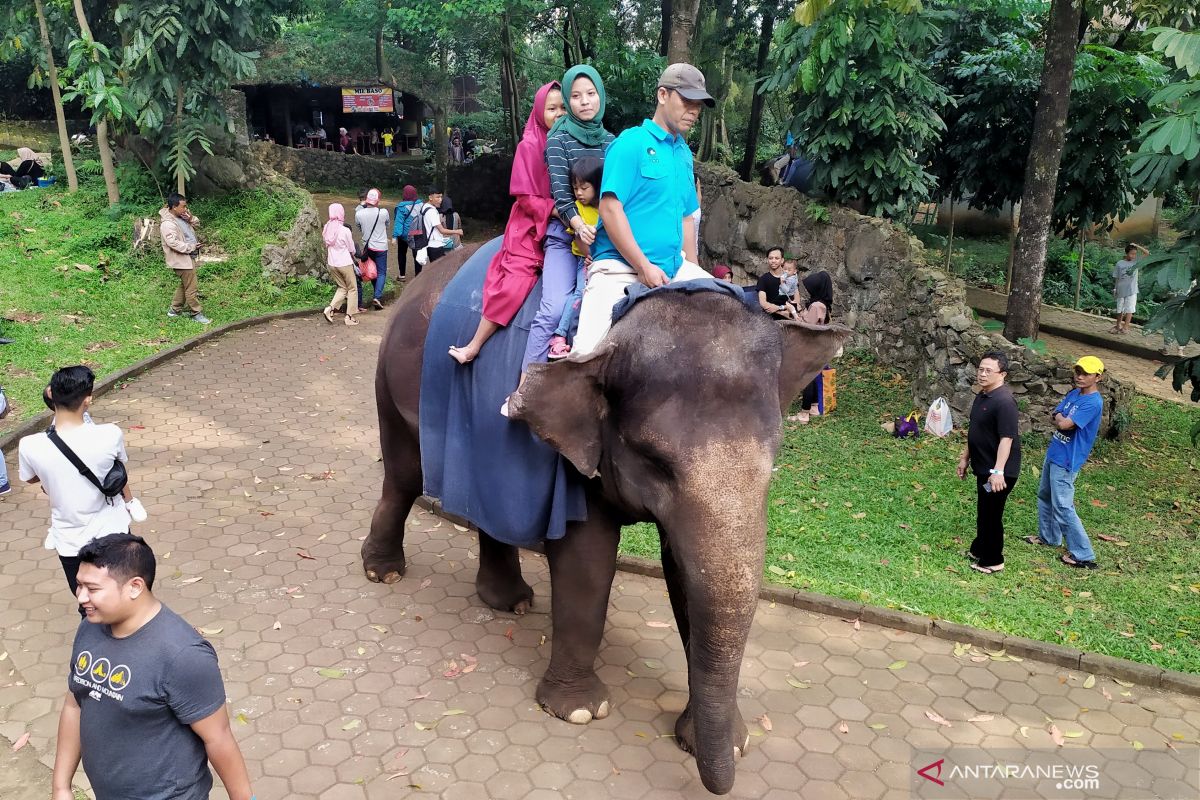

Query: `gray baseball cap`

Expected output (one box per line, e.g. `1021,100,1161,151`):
658,63,716,107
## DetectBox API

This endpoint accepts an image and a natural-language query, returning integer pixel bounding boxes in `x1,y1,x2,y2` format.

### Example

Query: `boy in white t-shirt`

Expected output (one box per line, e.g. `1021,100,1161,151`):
18,366,140,602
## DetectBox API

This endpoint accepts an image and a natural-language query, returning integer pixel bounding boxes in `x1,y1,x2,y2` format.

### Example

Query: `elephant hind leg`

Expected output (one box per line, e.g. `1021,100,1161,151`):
363,404,421,584
475,532,534,615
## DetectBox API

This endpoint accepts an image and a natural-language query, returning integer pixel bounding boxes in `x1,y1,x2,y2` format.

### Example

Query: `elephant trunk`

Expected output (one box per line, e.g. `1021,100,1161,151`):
670,494,767,795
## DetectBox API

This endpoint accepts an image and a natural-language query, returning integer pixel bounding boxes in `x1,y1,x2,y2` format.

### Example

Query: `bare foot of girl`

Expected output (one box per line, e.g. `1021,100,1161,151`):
449,345,480,364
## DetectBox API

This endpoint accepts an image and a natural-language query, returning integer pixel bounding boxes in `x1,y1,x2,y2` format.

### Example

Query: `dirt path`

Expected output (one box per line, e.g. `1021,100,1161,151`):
1038,331,1191,405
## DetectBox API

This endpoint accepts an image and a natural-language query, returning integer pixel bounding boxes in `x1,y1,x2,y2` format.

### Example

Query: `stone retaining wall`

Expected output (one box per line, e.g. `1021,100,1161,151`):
697,163,1134,437
249,142,514,222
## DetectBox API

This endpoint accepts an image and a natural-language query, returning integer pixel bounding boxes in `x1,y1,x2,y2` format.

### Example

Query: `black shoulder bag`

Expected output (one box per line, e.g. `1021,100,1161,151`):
46,425,128,501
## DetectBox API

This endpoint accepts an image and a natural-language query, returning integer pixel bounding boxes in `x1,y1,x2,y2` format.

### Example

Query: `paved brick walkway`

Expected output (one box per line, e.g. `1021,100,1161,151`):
1,311,1198,799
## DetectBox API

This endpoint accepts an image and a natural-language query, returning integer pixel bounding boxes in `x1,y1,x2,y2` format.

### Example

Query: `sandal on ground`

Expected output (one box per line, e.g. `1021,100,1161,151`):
323,307,334,324
786,411,811,424
1060,554,1098,569
964,550,980,562
373,299,385,310
1023,535,1055,547
345,316,359,326
970,563,1004,575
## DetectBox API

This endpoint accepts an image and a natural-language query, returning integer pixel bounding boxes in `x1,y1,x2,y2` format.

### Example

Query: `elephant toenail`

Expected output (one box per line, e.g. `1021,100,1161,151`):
594,700,610,719
566,709,594,725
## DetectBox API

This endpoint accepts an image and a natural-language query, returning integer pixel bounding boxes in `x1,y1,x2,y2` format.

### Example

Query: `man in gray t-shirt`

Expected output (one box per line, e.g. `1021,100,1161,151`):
1110,242,1148,334
52,534,253,800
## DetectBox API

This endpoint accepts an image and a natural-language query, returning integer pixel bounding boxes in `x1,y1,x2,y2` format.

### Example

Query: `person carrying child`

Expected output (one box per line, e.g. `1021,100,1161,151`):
448,82,565,365
547,157,602,359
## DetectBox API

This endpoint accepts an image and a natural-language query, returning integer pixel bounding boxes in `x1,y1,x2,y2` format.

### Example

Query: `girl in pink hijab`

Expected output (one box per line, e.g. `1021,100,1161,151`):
449,81,565,364
321,203,359,326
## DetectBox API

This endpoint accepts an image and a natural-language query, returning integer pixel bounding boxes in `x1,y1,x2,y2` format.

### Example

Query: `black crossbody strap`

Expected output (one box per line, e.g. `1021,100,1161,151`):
46,426,105,493
362,209,383,252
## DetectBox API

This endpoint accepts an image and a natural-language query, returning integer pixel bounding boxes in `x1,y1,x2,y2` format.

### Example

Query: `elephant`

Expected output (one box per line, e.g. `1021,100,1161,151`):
362,241,849,795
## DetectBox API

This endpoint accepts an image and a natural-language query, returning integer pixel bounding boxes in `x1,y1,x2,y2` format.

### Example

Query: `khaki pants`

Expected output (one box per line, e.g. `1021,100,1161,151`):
328,264,359,316
171,268,201,314
573,258,712,354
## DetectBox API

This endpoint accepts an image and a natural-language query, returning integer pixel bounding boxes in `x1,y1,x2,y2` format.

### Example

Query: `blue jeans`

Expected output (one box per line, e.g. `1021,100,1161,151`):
367,249,388,301
1036,456,1096,562
522,220,576,369
553,257,586,339
0,451,9,489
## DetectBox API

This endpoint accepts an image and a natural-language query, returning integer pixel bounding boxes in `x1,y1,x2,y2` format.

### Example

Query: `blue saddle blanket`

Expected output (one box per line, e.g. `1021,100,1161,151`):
419,236,587,547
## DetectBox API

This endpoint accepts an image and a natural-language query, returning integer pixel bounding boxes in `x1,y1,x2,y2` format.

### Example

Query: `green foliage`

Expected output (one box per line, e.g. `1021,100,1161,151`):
765,0,952,218
1016,336,1046,354
622,355,1200,673
1053,46,1167,233
1129,27,1200,390
61,36,127,124
805,199,831,223
925,0,1044,209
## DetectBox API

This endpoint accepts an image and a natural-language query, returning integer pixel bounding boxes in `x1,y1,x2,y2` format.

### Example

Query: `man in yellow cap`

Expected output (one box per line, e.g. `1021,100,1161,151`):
1027,356,1105,569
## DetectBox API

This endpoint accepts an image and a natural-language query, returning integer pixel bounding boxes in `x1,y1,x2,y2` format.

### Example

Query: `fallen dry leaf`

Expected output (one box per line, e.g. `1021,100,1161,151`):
1049,724,1065,747
12,733,29,752
838,721,849,734
341,719,361,731
925,710,952,728
419,578,432,590
968,714,994,723
887,660,907,671
1083,674,1096,689
646,621,672,629
296,550,316,560
758,714,773,732
180,576,203,585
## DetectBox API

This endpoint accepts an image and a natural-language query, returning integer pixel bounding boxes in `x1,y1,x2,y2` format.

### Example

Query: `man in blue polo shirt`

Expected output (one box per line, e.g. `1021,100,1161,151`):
1028,356,1105,570
572,63,716,354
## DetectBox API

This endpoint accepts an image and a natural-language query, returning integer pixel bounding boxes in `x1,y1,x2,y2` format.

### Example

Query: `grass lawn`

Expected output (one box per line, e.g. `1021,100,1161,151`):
0,162,328,428
621,354,1200,674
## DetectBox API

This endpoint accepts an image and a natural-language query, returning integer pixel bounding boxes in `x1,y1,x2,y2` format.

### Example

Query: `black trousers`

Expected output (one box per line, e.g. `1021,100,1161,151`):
60,555,86,617
427,246,449,262
801,379,819,411
969,475,1017,568
396,237,420,277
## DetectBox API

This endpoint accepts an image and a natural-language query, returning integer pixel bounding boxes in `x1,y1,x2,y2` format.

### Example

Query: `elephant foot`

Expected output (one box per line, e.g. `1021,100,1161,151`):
537,672,611,725
476,573,535,615
362,546,407,584
675,705,750,758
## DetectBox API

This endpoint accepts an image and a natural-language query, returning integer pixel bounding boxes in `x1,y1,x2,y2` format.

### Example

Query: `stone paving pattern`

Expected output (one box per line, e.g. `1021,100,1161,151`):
1,311,1199,799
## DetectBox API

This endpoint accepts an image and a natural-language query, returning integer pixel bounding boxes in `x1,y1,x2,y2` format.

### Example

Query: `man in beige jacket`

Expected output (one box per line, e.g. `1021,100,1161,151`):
160,193,211,325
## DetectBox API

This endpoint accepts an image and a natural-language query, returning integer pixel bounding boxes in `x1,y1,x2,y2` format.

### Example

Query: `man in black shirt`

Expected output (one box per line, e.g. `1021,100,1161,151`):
956,351,1021,574
755,246,796,319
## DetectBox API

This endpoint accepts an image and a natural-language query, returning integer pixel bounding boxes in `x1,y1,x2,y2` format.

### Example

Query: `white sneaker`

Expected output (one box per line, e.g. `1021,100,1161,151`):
127,497,148,522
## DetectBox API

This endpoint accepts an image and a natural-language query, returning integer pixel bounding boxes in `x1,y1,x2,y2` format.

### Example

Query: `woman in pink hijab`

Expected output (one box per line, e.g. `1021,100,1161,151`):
449,81,565,364
321,203,359,326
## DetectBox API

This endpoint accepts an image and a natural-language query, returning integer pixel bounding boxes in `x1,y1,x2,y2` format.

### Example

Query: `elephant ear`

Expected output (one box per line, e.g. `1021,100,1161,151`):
508,343,615,478
776,321,853,414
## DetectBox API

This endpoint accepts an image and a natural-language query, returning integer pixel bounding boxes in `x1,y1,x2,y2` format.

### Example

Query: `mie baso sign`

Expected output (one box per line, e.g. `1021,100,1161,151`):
341,87,396,114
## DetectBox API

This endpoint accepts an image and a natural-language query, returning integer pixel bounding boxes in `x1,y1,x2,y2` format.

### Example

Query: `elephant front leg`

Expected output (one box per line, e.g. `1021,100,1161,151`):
536,507,620,724
362,404,421,584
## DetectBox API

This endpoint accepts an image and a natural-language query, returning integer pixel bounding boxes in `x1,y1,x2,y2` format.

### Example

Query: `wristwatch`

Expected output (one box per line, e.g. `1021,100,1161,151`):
988,469,1002,476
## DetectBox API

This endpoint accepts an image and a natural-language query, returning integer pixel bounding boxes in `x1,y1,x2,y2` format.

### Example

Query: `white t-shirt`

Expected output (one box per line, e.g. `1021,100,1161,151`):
422,204,447,249
18,423,131,556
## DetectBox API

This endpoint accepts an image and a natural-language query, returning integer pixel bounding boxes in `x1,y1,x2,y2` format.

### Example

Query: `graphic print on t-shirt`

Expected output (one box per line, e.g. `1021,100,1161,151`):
74,648,132,702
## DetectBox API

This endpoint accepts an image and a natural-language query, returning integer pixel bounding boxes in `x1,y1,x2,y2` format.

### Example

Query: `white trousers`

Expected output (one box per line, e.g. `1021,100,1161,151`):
573,258,712,355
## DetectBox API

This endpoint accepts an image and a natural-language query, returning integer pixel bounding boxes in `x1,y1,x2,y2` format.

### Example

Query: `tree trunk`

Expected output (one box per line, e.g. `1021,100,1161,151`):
1006,203,1017,293
1074,227,1085,309
1003,0,1082,343
944,202,955,271
499,16,521,152
34,0,77,192
667,0,702,62
70,0,118,206
739,10,774,181
175,82,186,195
660,0,672,56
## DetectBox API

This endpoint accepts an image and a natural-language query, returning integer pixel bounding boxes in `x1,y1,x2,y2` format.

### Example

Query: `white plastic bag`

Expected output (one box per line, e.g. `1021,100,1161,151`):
415,247,429,266
924,396,953,438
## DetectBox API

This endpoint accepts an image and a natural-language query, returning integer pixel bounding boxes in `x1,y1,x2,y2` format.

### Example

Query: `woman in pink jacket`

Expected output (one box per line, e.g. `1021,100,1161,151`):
322,203,359,326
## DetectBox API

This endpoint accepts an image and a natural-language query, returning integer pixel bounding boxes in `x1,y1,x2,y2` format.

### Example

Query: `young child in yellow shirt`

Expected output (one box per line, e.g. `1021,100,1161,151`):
548,158,602,359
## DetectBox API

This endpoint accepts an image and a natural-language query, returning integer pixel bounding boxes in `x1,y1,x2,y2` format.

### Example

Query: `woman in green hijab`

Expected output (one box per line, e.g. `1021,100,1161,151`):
521,64,616,369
